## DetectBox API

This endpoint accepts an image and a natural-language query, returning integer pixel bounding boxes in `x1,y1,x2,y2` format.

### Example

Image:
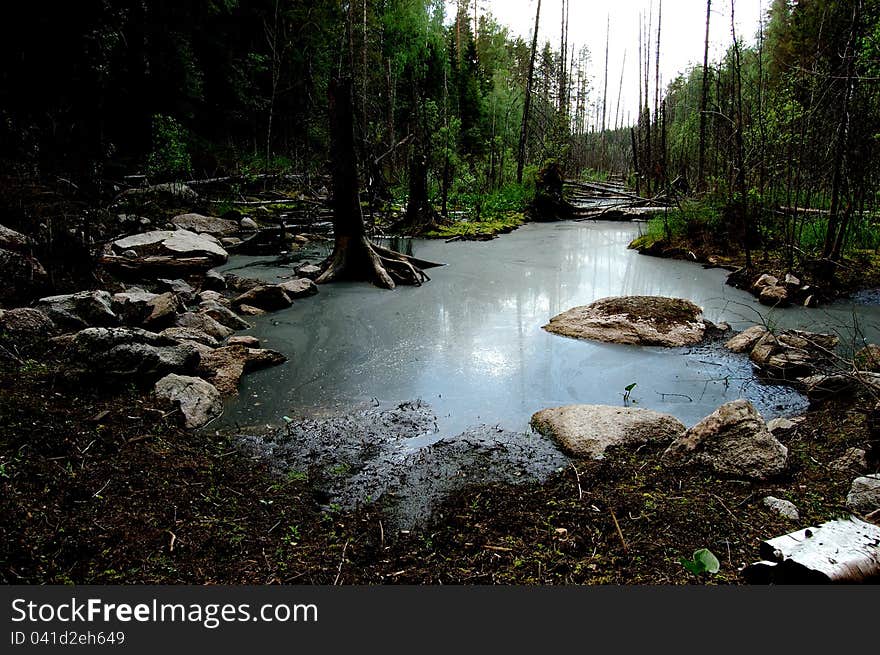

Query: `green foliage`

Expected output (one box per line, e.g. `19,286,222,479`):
146,114,192,181
679,548,721,576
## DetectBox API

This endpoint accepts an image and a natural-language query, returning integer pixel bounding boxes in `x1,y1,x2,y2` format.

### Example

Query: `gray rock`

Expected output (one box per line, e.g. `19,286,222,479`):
64,327,200,380
118,182,199,204
238,304,266,316
752,274,779,291
763,496,800,520
766,417,798,434
0,224,32,252
36,291,119,331
846,474,880,515
0,248,49,303
202,269,227,291
154,374,223,429
759,285,790,307
175,312,234,341
159,326,220,348
220,237,242,248
543,296,707,347
224,273,263,292
112,230,228,263
227,335,260,348
197,290,224,304
112,289,180,329
784,273,802,288
240,217,259,231
0,308,56,350
157,279,196,304
231,285,292,312
198,300,252,330
662,400,789,480
831,448,869,474
171,213,238,235
725,325,768,354
294,263,323,280
531,405,685,459
278,277,319,299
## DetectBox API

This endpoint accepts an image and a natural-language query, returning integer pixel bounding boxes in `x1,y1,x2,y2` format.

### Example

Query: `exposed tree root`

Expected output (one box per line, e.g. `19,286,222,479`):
316,236,443,290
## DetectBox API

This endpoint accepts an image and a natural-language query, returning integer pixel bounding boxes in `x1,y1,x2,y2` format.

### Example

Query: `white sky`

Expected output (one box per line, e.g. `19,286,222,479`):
468,0,766,127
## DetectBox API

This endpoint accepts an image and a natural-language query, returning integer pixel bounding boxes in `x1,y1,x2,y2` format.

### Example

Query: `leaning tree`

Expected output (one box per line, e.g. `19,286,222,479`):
316,77,442,289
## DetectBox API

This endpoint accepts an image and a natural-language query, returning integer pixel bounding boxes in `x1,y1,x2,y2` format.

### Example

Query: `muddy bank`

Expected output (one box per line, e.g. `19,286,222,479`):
237,401,568,529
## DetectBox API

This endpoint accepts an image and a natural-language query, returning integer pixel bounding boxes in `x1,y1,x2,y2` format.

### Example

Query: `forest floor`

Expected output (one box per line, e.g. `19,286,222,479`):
1,354,874,585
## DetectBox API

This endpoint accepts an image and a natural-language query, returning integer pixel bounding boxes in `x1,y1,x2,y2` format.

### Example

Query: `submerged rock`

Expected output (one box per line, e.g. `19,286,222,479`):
155,374,223,429
530,405,685,459
543,296,708,347
662,399,788,480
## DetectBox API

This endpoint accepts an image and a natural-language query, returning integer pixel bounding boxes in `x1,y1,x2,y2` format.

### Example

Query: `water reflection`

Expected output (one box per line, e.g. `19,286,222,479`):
217,222,880,436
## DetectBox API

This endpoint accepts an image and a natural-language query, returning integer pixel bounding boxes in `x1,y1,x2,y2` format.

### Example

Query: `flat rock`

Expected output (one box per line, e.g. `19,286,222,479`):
662,399,788,480
172,213,238,236
543,296,707,347
725,326,768,353
112,230,228,263
227,335,260,348
847,474,880,515
294,263,322,280
278,278,319,299
231,285,292,312
238,305,266,316
530,405,685,459
224,273,263,292
157,279,196,304
154,374,223,429
36,291,119,331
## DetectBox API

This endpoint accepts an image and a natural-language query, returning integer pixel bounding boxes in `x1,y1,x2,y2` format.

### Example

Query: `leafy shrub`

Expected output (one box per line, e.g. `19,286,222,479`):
147,114,192,181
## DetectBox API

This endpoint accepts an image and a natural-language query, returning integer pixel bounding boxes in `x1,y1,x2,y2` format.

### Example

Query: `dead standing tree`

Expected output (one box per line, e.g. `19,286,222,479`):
317,78,442,289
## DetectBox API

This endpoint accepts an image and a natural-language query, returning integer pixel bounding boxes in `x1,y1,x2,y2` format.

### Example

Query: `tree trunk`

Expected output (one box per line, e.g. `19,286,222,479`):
697,0,711,192
318,78,440,290
517,0,542,185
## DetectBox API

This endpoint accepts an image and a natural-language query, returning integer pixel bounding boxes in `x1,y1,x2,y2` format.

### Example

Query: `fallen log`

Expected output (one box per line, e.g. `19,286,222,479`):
742,517,880,584
99,254,219,274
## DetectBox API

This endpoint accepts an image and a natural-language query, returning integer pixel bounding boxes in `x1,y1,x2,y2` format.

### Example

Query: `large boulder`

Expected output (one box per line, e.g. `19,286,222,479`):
197,345,287,395
154,374,223,429
171,213,239,236
0,248,49,303
846,474,880,515
36,291,119,330
662,400,789,480
231,285,292,312
110,230,228,264
543,296,707,347
531,405,685,459
175,312,234,341
63,327,200,380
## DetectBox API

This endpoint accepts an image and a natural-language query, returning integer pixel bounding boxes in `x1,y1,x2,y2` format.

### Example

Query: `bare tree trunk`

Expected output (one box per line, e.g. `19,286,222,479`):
318,78,439,289
731,0,751,269
697,0,711,192
517,0,542,184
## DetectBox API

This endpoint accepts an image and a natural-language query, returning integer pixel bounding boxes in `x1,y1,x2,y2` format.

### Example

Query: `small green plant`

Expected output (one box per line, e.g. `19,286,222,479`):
680,548,721,576
147,114,192,180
